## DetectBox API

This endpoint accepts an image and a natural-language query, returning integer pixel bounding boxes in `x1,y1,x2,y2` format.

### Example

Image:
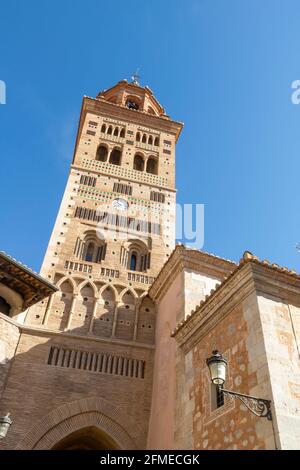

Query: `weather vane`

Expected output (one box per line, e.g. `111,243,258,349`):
131,69,140,85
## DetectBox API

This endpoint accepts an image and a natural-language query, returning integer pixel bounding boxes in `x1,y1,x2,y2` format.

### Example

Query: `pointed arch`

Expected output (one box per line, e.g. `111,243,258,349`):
77,279,98,297
56,276,77,293
98,283,118,299
119,286,139,301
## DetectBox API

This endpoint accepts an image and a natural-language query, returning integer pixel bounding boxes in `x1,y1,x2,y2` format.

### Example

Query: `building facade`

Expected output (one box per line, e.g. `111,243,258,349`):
0,80,300,450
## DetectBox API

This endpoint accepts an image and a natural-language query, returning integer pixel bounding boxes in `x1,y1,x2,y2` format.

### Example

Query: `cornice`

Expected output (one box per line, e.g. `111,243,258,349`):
148,244,236,302
88,97,183,136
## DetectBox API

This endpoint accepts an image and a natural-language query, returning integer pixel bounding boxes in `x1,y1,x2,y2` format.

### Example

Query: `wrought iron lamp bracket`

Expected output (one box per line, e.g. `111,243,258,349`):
220,387,272,420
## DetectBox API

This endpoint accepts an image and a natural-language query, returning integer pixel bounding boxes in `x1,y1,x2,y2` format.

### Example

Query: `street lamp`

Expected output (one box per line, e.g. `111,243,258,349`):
206,350,272,420
0,413,12,439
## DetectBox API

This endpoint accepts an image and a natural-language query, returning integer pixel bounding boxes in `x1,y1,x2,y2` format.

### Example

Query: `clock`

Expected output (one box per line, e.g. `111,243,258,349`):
112,198,129,211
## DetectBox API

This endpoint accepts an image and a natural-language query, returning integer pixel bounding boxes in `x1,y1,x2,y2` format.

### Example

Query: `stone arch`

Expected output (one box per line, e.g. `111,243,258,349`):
146,156,158,175
92,285,116,337
98,283,118,298
96,144,109,162
118,286,139,301
133,153,145,171
47,279,74,331
109,147,122,166
77,279,97,297
115,289,136,341
15,397,142,450
70,281,96,333
56,275,77,294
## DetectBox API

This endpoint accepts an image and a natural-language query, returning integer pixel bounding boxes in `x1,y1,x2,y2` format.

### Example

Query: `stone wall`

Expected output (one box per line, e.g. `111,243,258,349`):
176,293,275,450
0,328,154,449
257,295,300,449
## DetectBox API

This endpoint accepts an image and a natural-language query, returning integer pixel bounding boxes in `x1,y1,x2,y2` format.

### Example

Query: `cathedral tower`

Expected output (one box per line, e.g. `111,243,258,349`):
25,78,182,343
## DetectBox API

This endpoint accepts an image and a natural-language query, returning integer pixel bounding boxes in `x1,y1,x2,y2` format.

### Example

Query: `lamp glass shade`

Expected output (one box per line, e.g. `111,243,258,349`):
0,414,12,439
207,351,227,385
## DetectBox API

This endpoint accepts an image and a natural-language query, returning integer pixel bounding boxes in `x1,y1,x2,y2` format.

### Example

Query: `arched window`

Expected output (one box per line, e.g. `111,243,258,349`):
146,157,158,175
154,136,159,146
101,124,106,133
79,233,107,264
85,242,94,262
136,132,141,142
122,240,150,273
109,148,121,166
120,128,125,138
96,145,108,162
113,127,119,136
148,135,153,145
133,154,144,171
142,134,147,144
130,253,137,271
107,126,113,135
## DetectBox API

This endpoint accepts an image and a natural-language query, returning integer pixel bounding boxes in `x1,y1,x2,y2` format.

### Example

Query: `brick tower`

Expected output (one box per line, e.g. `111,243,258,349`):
25,79,182,337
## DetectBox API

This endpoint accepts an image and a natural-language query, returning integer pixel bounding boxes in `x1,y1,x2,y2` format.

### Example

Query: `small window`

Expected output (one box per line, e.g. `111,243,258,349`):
130,253,137,271
96,145,108,162
85,242,94,262
211,384,224,410
146,158,157,175
134,154,144,171
109,149,121,166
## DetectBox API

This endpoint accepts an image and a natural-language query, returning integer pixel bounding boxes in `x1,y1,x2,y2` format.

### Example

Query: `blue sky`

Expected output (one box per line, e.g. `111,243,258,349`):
0,0,299,272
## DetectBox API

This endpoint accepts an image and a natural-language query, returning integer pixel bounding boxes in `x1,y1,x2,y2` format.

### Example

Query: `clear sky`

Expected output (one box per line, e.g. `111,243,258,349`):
0,0,299,272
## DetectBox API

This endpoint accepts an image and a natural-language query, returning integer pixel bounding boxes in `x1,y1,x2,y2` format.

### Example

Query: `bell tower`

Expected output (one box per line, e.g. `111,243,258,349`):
25,79,183,340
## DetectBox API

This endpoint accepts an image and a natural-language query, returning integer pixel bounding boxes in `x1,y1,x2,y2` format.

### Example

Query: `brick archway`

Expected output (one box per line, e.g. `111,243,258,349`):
15,397,143,450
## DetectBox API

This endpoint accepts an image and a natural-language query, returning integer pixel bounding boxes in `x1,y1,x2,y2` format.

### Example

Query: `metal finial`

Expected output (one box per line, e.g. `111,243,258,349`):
131,69,140,85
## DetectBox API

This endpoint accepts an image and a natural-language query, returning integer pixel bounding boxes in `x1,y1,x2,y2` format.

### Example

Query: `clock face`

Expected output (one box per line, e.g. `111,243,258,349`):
112,198,129,211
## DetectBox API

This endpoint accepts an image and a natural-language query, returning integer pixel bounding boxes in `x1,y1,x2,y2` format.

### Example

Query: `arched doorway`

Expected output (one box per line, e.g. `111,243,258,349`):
52,426,119,450
16,397,142,450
